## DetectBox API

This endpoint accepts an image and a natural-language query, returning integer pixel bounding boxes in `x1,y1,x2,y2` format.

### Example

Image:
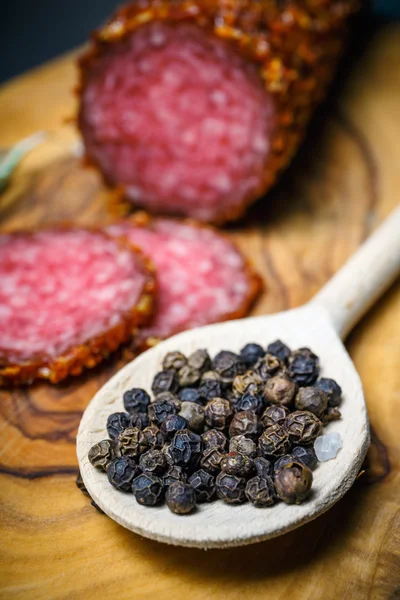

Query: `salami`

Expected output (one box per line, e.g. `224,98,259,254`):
106,214,261,347
79,0,358,223
0,228,155,385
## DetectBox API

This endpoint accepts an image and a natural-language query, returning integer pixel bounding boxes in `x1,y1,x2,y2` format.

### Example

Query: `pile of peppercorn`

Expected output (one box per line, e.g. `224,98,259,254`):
85,341,343,514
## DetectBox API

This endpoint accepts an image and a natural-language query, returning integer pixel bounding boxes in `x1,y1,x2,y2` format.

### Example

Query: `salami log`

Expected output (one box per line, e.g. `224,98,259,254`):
106,214,261,347
0,228,155,385
79,0,358,224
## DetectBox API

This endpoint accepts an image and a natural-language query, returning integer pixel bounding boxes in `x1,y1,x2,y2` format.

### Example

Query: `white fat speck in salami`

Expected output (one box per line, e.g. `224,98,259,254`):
106,216,261,346
0,228,155,385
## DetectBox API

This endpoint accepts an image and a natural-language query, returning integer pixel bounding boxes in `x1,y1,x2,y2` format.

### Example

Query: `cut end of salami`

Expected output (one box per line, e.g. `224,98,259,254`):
79,20,275,222
79,1,358,223
0,228,155,385
106,214,261,347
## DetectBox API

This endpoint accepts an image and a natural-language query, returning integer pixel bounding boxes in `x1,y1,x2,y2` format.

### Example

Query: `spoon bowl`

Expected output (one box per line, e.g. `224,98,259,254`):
77,304,367,548
77,207,400,548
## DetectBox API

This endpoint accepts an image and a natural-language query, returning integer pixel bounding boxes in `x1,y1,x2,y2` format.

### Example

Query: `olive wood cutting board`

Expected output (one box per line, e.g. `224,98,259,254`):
0,23,399,600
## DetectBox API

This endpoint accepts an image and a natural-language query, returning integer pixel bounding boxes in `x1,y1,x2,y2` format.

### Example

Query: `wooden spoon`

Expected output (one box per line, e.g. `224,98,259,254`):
77,207,400,549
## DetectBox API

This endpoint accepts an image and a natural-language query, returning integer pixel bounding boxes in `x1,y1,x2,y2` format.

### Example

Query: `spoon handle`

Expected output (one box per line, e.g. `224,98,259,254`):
312,206,400,339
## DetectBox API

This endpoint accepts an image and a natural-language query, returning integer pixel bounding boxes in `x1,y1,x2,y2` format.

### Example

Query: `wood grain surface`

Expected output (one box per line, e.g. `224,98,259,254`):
0,23,400,600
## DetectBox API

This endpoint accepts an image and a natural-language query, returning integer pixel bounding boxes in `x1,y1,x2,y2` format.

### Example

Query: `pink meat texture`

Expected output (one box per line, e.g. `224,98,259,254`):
80,21,275,222
106,218,260,345
0,229,149,366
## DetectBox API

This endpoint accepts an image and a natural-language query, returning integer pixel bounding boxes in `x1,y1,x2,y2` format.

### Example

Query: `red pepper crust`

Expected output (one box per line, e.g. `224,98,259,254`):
0,227,156,386
78,0,359,224
107,211,263,350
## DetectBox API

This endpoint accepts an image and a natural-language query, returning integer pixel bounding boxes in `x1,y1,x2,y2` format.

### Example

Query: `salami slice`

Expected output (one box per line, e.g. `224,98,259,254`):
106,214,261,347
78,1,357,223
0,228,155,385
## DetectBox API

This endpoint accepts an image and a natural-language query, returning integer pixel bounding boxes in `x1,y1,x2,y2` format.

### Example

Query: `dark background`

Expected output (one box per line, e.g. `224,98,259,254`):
1,0,399,84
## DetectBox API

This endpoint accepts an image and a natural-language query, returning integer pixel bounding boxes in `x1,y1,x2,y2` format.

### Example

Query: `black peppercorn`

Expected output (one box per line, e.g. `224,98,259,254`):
179,402,205,432
229,435,257,458
229,411,260,440
166,482,196,514
201,370,223,383
88,439,117,471
148,398,178,427
202,429,228,452
76,471,90,496
291,445,318,470
200,447,225,474
264,376,297,406
139,448,167,474
142,425,165,449
315,378,342,407
198,373,223,401
106,412,135,441
162,442,174,465
232,371,264,398
117,412,145,431
274,461,313,504
107,456,139,492
261,405,289,428
135,412,150,429
285,410,322,444
132,473,165,506
274,454,295,473
288,348,319,387
295,386,327,417
163,465,187,488
266,340,291,365
179,387,202,404
187,349,211,373
254,456,273,478
151,370,179,395
178,364,202,387
123,387,151,414
161,414,188,440
117,427,149,458
162,351,187,372
188,469,216,502
245,476,276,507
216,472,247,504
322,407,342,424
258,424,291,458
239,343,265,367
254,353,283,380
205,397,233,430
153,391,181,408
168,429,202,468
221,452,254,478
212,351,246,382
234,393,263,415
